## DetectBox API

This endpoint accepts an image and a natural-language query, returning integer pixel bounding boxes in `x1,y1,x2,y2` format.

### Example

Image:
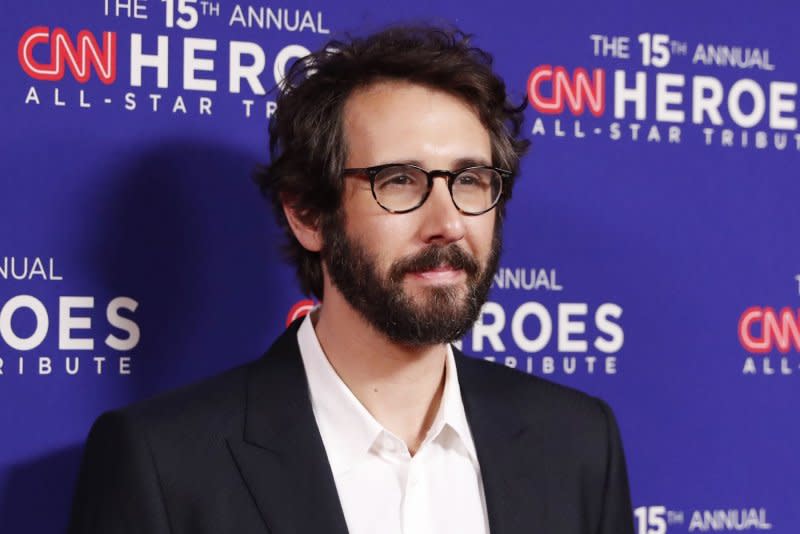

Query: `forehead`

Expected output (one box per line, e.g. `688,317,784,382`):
341,80,492,167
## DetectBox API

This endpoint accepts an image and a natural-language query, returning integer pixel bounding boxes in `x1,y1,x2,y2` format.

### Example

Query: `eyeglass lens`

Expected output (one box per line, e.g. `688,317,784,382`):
372,165,501,214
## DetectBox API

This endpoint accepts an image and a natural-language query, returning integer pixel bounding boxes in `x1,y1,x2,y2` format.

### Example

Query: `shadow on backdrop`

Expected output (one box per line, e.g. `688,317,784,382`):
85,138,282,399
2,139,288,533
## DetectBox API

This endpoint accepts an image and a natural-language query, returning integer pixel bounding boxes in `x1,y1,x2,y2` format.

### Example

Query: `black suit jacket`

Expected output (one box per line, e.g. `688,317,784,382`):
68,320,635,534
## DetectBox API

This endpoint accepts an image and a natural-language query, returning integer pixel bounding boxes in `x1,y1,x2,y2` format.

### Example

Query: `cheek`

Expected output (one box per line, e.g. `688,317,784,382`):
372,220,415,262
467,217,497,259
345,209,413,267
342,184,389,241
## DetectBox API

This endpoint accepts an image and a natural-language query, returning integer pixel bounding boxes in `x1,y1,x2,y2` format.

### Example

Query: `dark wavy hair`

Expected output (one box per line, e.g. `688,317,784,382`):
254,24,530,300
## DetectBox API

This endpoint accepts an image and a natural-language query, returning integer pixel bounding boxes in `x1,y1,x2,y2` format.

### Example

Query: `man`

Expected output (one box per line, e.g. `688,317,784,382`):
69,25,635,534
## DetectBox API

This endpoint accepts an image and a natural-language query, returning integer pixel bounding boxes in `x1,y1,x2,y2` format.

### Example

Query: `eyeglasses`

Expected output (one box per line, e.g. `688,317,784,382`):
342,163,512,215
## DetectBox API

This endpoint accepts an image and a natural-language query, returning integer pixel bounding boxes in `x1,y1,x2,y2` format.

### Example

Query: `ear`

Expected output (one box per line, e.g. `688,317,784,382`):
281,195,323,252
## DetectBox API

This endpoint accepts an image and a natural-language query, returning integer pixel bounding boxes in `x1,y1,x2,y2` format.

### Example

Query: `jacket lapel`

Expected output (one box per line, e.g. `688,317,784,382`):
226,325,555,534
455,350,551,534
226,322,349,534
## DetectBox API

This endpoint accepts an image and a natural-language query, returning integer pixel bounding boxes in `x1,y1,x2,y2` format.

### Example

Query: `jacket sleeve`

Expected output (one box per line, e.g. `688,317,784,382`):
595,398,635,534
68,410,172,534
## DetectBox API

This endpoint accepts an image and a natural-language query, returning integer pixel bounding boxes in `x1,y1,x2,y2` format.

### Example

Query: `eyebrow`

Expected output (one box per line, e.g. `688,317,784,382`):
390,157,492,169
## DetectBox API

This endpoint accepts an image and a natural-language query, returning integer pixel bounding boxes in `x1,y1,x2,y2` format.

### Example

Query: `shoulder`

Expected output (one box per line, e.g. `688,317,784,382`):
124,362,251,432
455,352,628,490
454,355,635,533
82,362,252,463
455,351,619,432
96,322,304,439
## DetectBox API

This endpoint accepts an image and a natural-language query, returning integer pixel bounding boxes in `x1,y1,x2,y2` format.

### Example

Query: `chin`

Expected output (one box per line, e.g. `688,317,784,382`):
406,286,469,312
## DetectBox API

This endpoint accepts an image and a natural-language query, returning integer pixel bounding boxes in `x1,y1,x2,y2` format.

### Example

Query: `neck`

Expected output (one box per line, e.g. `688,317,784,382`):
313,287,447,455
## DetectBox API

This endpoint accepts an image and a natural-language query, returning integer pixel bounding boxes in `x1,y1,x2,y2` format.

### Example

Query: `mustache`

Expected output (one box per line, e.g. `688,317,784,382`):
388,244,480,282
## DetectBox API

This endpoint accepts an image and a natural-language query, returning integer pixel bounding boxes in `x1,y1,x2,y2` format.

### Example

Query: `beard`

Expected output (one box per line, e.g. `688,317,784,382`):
320,213,502,347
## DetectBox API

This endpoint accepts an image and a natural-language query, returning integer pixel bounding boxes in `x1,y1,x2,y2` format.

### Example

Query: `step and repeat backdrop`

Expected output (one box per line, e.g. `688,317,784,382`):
1,0,798,532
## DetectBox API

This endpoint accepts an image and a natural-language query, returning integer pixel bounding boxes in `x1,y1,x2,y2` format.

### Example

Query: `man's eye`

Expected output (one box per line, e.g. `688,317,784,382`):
379,174,416,188
456,173,481,186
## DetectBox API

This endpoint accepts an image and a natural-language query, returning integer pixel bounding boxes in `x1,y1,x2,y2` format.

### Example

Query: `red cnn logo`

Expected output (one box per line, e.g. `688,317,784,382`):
738,306,800,354
527,65,605,117
18,26,117,84
286,299,316,327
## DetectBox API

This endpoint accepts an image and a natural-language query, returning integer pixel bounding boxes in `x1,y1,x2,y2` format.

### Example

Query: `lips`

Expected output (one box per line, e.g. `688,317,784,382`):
408,264,463,281
388,244,480,284
416,263,454,272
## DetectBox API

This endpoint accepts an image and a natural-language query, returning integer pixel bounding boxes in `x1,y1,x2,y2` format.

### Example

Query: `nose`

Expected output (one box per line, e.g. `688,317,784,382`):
416,175,466,245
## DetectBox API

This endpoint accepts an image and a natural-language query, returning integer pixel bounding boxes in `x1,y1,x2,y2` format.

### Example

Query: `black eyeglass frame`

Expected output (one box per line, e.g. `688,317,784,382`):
341,163,513,216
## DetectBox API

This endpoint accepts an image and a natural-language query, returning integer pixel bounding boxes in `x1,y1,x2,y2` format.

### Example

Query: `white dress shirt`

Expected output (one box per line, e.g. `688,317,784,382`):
296,312,490,534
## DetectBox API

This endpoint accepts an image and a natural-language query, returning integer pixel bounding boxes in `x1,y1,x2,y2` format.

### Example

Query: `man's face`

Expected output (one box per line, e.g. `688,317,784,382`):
320,80,501,346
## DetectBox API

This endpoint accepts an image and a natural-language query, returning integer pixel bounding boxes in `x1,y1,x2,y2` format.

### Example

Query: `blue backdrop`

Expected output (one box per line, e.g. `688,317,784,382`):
2,0,798,532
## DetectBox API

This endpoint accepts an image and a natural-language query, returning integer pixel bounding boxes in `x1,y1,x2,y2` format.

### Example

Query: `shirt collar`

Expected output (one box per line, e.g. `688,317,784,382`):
296,311,480,475
437,342,481,464
297,312,383,476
